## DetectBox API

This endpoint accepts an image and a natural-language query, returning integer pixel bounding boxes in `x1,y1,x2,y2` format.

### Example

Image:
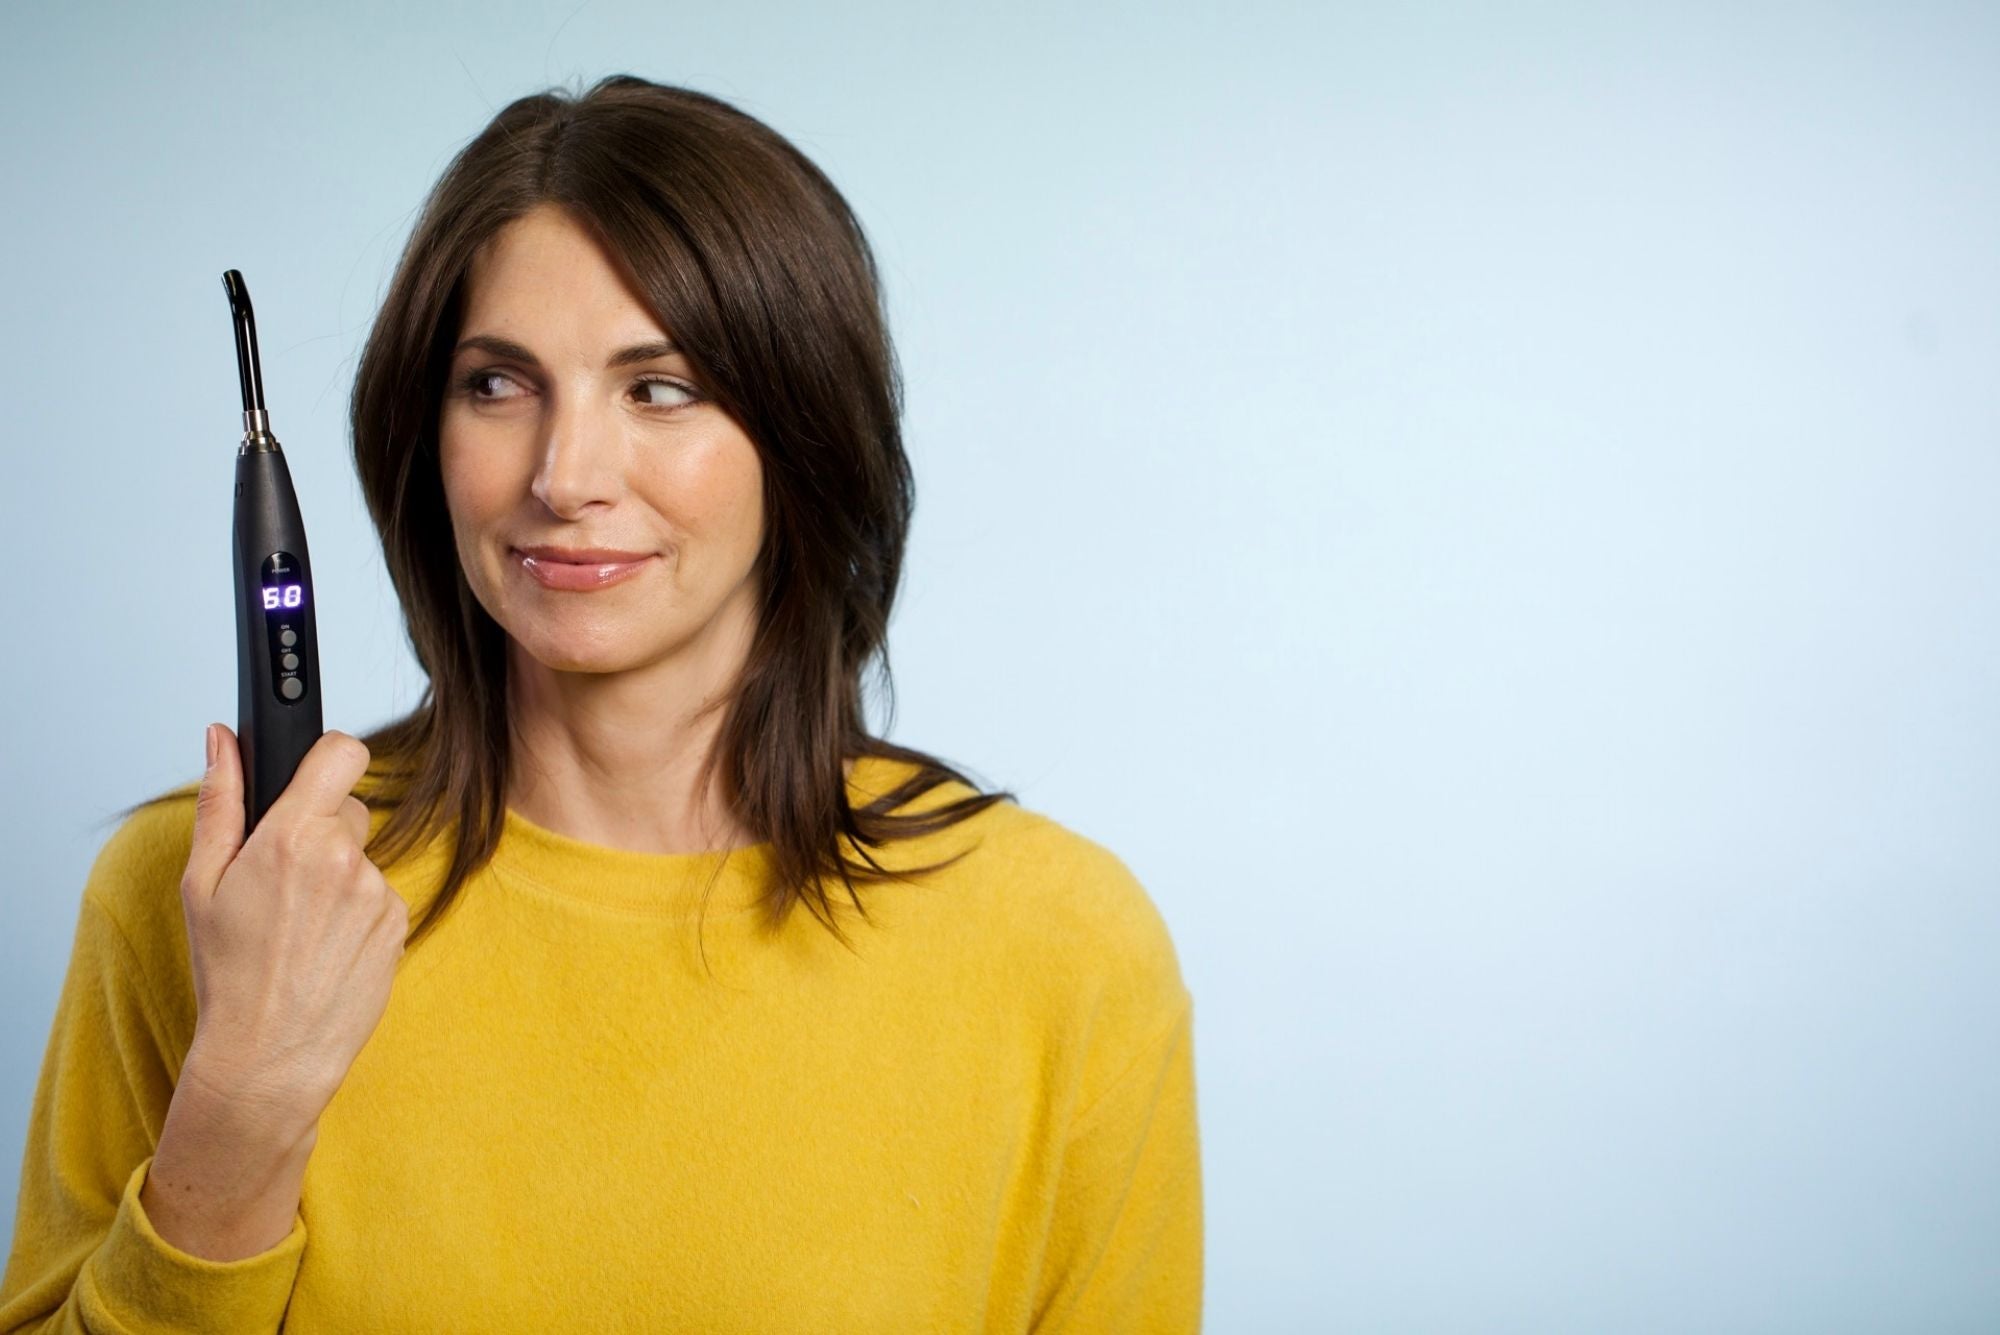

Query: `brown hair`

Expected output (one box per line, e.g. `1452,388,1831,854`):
120,73,1013,955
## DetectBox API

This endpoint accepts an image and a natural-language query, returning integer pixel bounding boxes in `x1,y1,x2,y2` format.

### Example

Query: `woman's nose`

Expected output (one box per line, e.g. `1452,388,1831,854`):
530,387,624,516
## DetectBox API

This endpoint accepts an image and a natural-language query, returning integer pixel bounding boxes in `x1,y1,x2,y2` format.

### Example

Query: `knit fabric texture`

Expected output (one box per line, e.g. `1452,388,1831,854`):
0,754,1201,1332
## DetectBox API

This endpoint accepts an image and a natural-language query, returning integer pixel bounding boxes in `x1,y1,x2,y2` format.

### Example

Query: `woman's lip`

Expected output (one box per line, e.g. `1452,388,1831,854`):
513,550,655,591
513,544,654,562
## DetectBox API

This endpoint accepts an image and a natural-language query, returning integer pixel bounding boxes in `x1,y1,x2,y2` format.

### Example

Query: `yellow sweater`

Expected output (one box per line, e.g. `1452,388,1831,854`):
0,754,1201,1332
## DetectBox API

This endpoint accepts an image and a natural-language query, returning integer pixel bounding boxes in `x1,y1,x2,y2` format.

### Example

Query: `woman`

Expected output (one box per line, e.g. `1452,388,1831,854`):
0,75,1200,1332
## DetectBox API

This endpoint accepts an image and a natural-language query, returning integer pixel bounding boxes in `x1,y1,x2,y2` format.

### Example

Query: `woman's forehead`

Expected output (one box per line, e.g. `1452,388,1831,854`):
458,214,673,354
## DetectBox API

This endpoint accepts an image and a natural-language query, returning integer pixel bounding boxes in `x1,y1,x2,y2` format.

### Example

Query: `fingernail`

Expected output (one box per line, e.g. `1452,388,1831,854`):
205,724,217,770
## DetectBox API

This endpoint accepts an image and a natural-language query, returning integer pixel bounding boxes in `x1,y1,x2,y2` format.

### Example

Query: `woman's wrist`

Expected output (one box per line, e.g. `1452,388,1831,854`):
138,1045,320,1262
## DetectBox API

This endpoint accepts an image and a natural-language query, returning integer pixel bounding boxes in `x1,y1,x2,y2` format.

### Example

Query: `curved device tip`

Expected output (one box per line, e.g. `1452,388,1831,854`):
221,268,249,315
222,268,266,418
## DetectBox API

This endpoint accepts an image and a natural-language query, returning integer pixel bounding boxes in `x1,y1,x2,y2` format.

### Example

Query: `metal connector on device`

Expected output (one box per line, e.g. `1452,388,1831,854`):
241,408,280,453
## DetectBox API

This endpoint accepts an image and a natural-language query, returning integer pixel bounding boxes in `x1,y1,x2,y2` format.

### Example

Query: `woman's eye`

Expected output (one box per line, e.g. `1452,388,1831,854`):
458,369,525,401
453,369,701,412
632,376,701,411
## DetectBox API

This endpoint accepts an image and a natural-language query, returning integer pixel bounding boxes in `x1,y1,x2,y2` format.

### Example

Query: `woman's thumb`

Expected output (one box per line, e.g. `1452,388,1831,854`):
184,723,246,900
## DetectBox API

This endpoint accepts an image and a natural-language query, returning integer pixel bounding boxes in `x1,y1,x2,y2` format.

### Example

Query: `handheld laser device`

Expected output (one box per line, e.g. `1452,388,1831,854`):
224,270,323,832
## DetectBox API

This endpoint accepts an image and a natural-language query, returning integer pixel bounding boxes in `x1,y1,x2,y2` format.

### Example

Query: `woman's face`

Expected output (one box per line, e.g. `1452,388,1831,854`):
438,202,766,677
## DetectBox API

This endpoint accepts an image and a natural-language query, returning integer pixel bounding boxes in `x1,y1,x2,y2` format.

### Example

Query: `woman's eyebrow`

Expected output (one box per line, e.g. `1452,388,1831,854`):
452,333,681,368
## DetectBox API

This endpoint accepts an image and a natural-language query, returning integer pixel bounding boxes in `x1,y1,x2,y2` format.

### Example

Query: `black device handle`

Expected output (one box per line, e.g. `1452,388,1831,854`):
224,270,323,833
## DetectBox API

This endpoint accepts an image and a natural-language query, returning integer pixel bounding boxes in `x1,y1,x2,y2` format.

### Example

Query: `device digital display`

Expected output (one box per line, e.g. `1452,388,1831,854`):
261,583,305,611
256,551,311,704
258,554,308,616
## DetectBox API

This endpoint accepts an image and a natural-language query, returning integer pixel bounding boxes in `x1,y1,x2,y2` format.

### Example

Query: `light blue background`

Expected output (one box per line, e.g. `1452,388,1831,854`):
4,3,1997,1329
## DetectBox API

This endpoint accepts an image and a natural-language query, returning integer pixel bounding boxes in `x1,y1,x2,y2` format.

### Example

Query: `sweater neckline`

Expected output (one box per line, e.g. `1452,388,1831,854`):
481,753,913,917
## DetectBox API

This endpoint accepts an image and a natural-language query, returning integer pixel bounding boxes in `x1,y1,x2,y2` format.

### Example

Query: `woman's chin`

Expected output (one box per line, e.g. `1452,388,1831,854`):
508,627,662,676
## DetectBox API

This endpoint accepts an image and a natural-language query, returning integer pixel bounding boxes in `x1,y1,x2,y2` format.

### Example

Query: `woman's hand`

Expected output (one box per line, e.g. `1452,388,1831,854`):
176,725,409,1128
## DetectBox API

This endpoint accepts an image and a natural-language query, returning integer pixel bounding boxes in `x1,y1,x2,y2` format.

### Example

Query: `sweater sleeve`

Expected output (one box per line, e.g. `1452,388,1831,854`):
0,881,306,1334
1031,998,1204,1333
